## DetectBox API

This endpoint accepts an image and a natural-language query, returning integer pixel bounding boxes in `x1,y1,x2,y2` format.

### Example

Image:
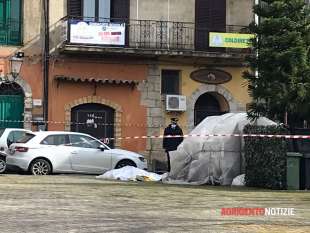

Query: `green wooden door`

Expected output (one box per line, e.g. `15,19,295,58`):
0,95,24,128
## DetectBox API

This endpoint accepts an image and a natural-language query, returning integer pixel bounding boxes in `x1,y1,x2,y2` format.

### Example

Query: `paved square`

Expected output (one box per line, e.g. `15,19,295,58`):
0,174,309,232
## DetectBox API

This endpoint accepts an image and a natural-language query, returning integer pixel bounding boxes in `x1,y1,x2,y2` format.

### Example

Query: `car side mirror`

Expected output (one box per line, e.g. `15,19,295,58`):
98,145,105,151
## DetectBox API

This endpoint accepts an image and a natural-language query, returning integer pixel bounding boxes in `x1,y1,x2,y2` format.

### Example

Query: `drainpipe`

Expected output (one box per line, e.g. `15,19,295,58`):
43,0,49,130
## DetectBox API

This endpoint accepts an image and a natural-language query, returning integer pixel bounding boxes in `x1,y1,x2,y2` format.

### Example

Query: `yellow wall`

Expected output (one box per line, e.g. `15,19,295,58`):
159,65,251,133
222,67,251,104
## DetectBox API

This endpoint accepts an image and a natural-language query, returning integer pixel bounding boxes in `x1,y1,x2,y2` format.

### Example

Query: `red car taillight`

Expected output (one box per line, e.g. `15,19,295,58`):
15,146,29,152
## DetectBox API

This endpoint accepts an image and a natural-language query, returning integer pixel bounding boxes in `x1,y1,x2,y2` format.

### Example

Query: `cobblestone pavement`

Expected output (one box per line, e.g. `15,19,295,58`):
0,174,309,233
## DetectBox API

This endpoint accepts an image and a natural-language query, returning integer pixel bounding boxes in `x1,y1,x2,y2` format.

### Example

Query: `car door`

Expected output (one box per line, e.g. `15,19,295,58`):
39,134,73,171
69,134,112,174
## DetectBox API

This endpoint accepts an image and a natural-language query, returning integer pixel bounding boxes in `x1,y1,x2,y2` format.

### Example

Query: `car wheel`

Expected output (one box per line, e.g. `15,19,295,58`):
115,159,137,169
30,159,52,175
0,157,6,174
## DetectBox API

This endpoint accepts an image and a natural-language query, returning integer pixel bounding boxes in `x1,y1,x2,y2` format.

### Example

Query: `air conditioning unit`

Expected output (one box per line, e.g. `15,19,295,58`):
166,95,186,111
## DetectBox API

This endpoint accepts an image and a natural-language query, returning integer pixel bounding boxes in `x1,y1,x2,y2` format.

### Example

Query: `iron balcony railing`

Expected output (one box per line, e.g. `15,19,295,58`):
65,16,250,53
0,18,22,46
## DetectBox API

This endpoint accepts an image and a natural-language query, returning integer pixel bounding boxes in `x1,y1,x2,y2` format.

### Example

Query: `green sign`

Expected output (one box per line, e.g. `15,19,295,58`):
209,32,254,48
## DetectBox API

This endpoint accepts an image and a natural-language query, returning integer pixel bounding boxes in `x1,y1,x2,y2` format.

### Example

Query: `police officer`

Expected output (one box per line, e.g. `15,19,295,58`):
163,118,183,172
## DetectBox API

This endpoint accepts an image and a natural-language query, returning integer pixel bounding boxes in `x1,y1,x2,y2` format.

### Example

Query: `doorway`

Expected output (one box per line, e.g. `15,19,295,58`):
0,83,24,128
71,103,115,148
194,92,229,126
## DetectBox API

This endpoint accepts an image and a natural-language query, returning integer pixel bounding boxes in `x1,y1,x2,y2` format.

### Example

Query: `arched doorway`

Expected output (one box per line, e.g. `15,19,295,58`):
194,92,229,126
0,82,24,128
71,103,115,148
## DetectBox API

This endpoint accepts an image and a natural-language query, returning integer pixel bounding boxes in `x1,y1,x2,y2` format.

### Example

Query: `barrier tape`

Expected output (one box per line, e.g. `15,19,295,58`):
2,119,310,143
100,133,310,142
0,119,173,128
0,119,297,131
9,133,309,152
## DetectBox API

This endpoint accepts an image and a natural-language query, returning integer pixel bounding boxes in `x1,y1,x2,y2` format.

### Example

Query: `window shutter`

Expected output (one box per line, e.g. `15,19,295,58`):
0,0,22,45
68,0,82,17
161,70,180,95
195,0,226,51
111,0,129,46
8,0,21,44
0,0,4,21
110,0,129,19
206,0,226,30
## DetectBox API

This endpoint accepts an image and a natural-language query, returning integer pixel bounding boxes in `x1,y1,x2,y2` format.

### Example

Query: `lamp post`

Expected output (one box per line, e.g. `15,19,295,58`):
0,53,24,83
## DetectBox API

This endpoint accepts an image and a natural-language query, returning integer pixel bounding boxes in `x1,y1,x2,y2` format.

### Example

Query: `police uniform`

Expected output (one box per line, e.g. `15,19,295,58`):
163,118,183,171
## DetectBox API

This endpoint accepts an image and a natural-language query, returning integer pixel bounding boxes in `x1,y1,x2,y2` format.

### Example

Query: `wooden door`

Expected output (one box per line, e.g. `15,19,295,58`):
71,103,115,148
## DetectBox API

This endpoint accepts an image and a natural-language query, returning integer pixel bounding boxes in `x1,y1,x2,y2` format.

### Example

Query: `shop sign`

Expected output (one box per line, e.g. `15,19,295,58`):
190,69,232,84
209,32,254,48
70,20,125,46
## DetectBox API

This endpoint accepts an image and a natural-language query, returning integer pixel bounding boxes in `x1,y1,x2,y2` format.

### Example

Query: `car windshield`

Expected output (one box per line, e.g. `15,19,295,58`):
16,133,36,143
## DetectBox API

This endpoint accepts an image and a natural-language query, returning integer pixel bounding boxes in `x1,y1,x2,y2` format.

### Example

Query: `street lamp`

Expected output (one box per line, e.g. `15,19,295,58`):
0,52,24,83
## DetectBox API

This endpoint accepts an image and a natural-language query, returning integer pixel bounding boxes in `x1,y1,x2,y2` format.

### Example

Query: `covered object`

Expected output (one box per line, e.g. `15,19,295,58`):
163,113,276,185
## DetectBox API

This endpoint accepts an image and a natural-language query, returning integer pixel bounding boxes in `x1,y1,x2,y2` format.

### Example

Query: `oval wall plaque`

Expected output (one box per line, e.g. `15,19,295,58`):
190,69,232,84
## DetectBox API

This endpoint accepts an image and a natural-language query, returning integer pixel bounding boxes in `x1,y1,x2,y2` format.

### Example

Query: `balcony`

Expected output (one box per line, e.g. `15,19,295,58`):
0,19,22,46
59,17,252,65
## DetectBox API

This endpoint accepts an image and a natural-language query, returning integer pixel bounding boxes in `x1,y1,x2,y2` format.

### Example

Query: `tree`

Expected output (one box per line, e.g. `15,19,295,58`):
244,0,310,127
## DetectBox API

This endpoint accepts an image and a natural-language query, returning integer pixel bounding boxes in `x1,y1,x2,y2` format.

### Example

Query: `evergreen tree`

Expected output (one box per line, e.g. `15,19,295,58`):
244,0,310,127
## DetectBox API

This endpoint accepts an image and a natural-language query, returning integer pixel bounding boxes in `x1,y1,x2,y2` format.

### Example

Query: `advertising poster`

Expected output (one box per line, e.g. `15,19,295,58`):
209,32,254,48
70,21,125,46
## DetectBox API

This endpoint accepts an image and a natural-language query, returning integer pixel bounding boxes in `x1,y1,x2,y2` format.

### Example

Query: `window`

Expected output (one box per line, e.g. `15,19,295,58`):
7,131,29,146
40,135,69,146
0,0,22,45
161,70,180,95
17,133,35,143
68,0,129,21
69,134,102,149
83,0,110,21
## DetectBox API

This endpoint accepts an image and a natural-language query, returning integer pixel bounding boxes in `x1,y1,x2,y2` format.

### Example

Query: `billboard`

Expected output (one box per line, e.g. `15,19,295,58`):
209,32,254,48
69,20,125,46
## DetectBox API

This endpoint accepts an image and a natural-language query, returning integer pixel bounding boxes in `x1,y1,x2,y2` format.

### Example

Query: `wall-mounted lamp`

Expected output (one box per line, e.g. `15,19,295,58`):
0,52,24,83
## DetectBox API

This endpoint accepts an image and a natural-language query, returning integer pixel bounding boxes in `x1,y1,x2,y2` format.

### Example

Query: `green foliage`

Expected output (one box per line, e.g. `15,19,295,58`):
243,124,288,189
243,0,310,126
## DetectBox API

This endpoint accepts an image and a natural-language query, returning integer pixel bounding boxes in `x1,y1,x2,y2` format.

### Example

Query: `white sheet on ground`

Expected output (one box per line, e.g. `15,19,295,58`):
96,166,162,181
231,174,245,186
162,113,276,186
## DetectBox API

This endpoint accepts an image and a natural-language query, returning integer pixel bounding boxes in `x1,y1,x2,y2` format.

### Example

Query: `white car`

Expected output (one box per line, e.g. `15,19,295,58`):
0,128,32,173
7,131,147,175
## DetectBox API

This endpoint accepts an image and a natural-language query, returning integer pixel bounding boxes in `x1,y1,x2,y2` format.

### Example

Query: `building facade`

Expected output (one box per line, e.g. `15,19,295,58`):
0,0,254,170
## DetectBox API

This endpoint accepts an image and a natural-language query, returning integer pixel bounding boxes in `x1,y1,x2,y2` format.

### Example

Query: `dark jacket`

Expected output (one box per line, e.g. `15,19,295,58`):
163,124,183,152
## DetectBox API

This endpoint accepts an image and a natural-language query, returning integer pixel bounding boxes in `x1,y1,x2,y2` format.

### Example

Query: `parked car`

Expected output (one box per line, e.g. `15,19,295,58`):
0,128,32,173
7,131,147,175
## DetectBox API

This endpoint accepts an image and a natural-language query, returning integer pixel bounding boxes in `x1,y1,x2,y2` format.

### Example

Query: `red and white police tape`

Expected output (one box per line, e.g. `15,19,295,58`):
2,119,310,143
100,133,310,142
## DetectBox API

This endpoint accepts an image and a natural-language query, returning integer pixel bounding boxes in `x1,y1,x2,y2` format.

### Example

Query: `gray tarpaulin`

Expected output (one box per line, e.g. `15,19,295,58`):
162,113,276,185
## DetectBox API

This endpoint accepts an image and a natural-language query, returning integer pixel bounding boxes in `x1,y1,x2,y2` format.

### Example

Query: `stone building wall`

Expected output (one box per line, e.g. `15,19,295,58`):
138,64,166,171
